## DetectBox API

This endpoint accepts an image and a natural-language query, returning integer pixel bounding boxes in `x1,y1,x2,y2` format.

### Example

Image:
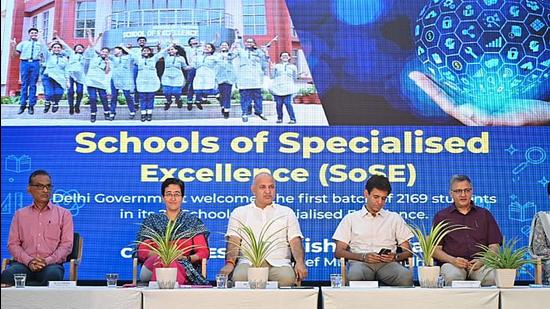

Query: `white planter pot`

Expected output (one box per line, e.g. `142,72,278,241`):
156,267,177,289
495,269,516,288
248,267,269,289
418,266,440,288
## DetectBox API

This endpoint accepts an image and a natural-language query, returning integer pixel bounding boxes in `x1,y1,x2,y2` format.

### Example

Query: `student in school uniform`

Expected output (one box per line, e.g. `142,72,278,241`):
40,41,69,114
84,31,111,123
58,37,87,115
12,28,45,115
216,41,237,119
159,44,187,111
110,46,136,120
192,43,220,111
131,44,171,121
270,51,298,124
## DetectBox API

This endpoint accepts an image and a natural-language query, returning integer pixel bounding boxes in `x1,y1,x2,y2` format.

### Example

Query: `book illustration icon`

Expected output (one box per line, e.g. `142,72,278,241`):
509,200,536,222
5,155,31,173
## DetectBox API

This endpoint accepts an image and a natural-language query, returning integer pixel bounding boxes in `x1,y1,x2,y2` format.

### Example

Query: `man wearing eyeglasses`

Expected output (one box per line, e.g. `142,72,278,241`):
1,170,74,286
432,175,502,286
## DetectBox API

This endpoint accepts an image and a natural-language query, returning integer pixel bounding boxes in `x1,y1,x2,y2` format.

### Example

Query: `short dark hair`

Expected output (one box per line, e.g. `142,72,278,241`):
29,170,51,184
365,175,391,194
100,47,110,53
51,42,62,49
280,51,290,57
187,37,197,46
28,28,39,34
74,44,85,51
161,178,184,196
137,36,147,42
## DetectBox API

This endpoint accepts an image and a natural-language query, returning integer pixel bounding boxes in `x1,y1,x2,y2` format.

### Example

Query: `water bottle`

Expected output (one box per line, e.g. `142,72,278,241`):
437,275,445,288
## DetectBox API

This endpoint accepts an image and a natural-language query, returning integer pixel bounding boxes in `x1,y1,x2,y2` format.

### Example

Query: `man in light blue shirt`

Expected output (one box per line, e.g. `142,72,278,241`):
13,28,44,115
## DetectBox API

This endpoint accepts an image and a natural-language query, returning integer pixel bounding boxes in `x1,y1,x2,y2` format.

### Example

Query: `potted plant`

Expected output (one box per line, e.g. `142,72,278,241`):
408,221,469,287
475,238,531,288
294,85,320,104
228,217,286,289
136,220,192,289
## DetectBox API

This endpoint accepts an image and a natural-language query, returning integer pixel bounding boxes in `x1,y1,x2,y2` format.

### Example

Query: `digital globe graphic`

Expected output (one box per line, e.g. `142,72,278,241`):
414,0,549,100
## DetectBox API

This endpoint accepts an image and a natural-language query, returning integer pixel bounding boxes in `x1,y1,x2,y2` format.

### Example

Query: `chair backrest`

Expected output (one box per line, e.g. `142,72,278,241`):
67,232,83,262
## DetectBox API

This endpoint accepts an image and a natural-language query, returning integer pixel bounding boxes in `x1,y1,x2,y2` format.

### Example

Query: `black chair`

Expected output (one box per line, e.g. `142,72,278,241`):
2,232,83,281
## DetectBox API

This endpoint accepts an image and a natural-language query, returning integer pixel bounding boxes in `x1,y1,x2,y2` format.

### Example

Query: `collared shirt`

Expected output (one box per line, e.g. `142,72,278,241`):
332,207,413,254
270,62,298,96
7,202,74,266
226,202,303,267
433,203,503,261
16,39,43,60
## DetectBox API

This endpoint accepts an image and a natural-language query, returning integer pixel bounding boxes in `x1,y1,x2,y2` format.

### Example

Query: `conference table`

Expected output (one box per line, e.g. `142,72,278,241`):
2,285,549,309
499,287,550,309
0,286,142,309
321,286,500,309
141,287,319,309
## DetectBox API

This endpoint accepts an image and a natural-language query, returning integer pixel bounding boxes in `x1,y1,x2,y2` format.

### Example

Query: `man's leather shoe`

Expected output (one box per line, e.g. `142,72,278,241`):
187,104,193,111
141,114,147,122
104,113,110,120
176,100,183,108
52,104,59,113
164,102,171,111
195,101,203,110
69,106,75,115
44,102,51,113
28,106,34,115
17,106,26,114
90,114,96,123
147,114,152,121
75,106,80,114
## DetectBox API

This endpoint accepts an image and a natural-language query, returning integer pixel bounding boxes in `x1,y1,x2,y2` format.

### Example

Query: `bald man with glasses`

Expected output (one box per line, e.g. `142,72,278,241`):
432,175,502,286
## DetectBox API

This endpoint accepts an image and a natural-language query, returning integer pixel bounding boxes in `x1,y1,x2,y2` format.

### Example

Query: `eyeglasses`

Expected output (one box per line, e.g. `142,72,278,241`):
451,188,472,195
30,184,53,191
164,193,182,199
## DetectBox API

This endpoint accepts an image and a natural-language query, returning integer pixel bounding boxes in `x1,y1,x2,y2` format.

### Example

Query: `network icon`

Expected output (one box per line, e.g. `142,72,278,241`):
414,0,549,99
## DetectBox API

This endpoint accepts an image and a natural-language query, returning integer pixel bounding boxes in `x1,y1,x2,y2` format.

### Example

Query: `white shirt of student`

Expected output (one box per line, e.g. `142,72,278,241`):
226,202,303,267
332,207,413,254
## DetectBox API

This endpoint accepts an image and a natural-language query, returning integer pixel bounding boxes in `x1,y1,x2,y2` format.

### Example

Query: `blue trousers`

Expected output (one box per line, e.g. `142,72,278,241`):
163,85,182,103
42,76,64,104
194,88,218,102
133,64,139,105
240,88,263,115
19,60,40,107
183,68,196,101
218,83,232,109
140,92,155,111
88,86,109,114
110,80,136,113
275,94,296,121
0,261,64,286
68,77,84,108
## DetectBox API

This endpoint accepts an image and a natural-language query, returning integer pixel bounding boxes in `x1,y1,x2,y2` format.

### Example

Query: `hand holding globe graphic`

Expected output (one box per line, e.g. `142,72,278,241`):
412,0,549,125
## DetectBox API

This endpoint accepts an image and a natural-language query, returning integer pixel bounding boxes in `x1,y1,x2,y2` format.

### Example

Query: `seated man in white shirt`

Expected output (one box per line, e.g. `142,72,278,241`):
218,172,307,286
333,175,413,286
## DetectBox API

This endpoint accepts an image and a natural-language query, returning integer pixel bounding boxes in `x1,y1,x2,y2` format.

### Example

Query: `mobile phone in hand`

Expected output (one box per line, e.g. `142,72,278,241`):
378,248,391,255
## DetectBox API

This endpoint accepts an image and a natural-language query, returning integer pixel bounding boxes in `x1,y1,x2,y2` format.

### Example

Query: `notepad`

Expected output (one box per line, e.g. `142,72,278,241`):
349,281,379,288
